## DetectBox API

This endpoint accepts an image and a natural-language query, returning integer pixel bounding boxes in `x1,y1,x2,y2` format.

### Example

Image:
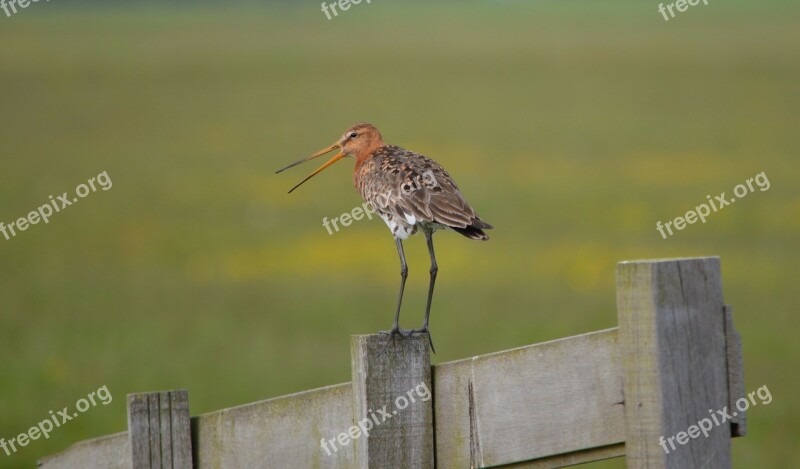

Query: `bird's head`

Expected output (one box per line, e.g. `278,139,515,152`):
276,123,384,193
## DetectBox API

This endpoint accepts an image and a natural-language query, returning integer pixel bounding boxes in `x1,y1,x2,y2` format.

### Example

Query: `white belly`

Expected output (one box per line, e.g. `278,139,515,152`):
378,212,416,240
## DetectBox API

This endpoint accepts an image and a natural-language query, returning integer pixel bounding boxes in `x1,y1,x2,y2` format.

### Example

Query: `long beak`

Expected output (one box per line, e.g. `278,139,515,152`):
275,142,346,193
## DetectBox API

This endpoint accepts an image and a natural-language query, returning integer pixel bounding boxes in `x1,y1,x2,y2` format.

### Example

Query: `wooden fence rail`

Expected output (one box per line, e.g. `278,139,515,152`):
38,256,746,468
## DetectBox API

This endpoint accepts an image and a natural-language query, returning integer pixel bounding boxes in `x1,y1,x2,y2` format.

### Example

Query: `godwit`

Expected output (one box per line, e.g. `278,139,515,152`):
276,123,492,349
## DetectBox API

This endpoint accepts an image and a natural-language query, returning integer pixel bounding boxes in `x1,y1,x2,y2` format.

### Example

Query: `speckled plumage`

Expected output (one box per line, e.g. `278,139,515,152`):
355,144,492,240
277,122,493,347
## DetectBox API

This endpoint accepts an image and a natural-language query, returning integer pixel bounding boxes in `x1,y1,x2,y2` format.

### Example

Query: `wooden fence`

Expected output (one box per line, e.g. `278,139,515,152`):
38,256,746,468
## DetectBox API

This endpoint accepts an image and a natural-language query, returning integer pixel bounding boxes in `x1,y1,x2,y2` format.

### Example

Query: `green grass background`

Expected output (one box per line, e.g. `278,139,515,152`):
0,1,798,467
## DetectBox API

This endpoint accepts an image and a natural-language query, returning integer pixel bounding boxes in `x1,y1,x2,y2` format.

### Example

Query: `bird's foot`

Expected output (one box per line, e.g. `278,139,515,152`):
379,326,411,339
405,326,435,354
378,325,435,353
404,326,428,336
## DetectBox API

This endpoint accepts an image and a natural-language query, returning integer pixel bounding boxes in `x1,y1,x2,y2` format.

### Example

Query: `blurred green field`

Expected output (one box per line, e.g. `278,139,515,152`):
0,1,798,467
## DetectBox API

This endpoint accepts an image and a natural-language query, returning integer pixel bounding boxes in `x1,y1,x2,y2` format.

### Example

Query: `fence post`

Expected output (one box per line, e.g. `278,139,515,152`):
351,334,434,469
616,257,733,468
127,389,193,469
724,305,747,437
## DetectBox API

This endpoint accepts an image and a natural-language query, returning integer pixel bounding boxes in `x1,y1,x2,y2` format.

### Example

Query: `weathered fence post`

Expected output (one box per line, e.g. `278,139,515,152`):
616,257,737,468
724,305,746,437
351,334,433,469
127,389,193,469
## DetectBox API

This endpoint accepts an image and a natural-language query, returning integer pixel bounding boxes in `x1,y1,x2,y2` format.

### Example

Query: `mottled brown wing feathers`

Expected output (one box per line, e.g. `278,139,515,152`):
357,146,492,234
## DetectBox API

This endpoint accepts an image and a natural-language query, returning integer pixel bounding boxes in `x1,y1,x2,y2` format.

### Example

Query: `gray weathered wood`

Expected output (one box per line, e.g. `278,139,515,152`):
496,443,625,468
37,432,129,469
724,305,746,437
434,328,625,468
170,390,193,465
193,382,354,468
146,394,160,468
127,389,192,469
40,256,746,468
617,257,732,469
157,393,171,466
351,334,433,469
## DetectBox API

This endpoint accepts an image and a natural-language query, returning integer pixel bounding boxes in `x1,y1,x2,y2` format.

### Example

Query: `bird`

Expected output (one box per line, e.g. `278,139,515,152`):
276,123,492,350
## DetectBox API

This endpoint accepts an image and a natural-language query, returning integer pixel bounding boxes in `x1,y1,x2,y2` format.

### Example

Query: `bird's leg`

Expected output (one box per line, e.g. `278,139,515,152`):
380,237,409,339
423,231,438,332
407,231,437,353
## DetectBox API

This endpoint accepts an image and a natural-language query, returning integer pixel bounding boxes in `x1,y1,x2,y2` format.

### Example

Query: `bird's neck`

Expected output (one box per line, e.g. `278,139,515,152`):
353,143,386,173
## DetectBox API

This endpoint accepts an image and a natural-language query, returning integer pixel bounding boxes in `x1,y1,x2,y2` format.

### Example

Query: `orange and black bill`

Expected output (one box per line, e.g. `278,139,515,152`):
275,143,346,193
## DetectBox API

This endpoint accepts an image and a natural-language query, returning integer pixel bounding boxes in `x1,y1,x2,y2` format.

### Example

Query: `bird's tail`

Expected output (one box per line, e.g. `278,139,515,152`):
452,219,493,241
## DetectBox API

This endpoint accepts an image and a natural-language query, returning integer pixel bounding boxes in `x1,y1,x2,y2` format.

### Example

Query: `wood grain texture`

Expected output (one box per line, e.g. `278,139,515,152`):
493,443,625,468
434,328,625,468
617,257,731,469
37,432,129,469
192,382,354,468
724,305,746,437
170,390,193,467
351,334,433,469
128,390,192,469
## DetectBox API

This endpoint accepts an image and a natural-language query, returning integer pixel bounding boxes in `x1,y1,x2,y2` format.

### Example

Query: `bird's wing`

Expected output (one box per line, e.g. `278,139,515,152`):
362,147,485,230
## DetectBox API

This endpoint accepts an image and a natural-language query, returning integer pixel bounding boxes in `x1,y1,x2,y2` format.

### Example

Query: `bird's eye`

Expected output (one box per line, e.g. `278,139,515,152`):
349,132,358,139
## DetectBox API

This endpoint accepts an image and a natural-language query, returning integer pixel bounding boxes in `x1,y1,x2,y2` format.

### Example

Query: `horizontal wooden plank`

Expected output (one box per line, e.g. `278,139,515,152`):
493,443,625,468
37,432,129,469
433,328,625,468
193,382,354,468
